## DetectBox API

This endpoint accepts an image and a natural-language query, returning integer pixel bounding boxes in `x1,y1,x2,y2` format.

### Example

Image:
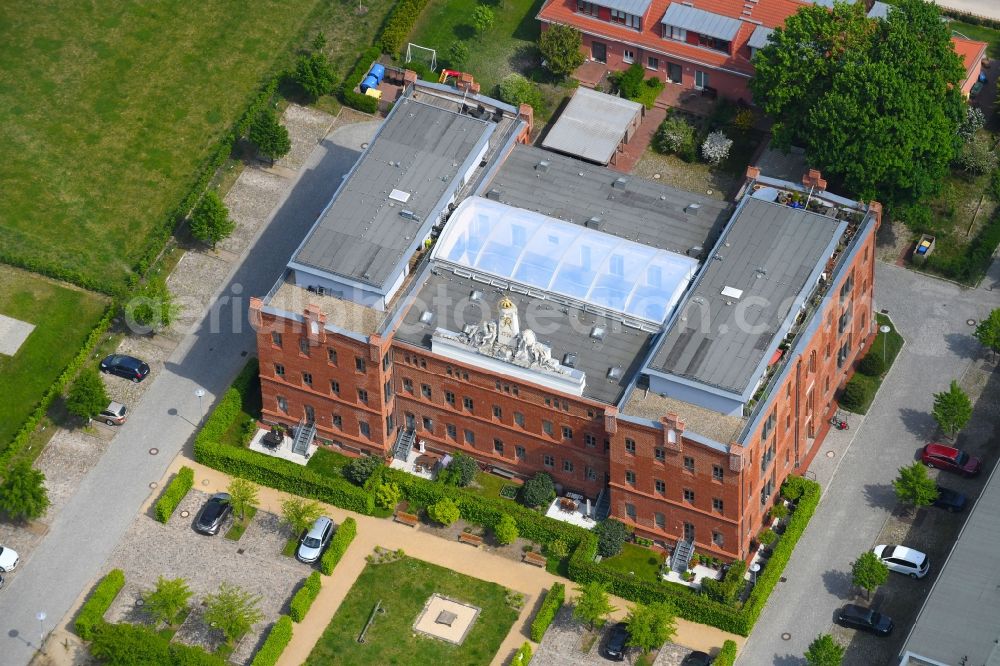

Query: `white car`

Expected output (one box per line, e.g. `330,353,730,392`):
0,545,19,572
872,544,929,579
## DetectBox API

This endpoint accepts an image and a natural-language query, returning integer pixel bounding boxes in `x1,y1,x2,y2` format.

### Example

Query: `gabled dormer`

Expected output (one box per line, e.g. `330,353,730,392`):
660,2,741,55
575,0,650,31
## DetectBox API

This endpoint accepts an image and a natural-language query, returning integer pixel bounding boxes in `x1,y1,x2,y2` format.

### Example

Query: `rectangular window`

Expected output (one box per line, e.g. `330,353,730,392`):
840,272,854,302
625,503,637,519
625,470,636,485
357,389,368,405
445,391,455,407
713,531,724,547
327,348,337,364
563,459,574,472
464,429,475,445
609,10,640,29
576,0,598,16
463,396,474,411
355,357,366,373
586,466,597,480
584,433,596,447
493,405,502,419
386,414,394,436
383,380,392,402
271,332,283,347
625,438,636,454
304,405,314,423
332,414,342,430
654,447,665,462
712,465,724,481
277,396,288,413
646,56,659,70
786,413,792,430
359,421,371,439
683,488,695,502
655,479,665,494
544,455,555,468
762,410,777,441
514,412,525,427
299,338,310,355
713,498,724,513
667,25,686,41
695,70,709,90
516,445,526,460
494,439,504,455
543,420,554,436
403,378,414,394
382,352,390,371
302,372,312,387
274,363,285,378
422,417,433,432
562,426,573,440
683,456,695,472
421,384,432,399
697,34,730,52
667,61,682,83
623,48,635,64
655,512,665,529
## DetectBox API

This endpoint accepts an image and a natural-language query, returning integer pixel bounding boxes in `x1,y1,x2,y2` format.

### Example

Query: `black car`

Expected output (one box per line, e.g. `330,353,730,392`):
100,354,150,383
604,622,630,661
932,486,967,513
194,493,231,535
836,604,894,636
682,651,714,666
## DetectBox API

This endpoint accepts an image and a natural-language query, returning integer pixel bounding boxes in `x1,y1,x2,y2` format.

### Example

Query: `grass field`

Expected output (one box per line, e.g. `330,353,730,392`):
306,556,519,665
0,0,327,288
843,314,904,415
599,543,665,583
0,266,108,449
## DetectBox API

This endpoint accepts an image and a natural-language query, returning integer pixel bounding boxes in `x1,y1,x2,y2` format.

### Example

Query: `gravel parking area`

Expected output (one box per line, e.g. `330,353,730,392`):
104,489,311,664
532,607,699,666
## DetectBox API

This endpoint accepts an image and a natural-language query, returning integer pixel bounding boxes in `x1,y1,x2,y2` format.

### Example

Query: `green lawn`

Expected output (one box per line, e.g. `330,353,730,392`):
306,447,355,477
843,313,904,414
0,266,108,451
224,506,258,541
0,1,324,288
464,471,515,500
306,556,519,665
220,372,262,447
598,543,665,583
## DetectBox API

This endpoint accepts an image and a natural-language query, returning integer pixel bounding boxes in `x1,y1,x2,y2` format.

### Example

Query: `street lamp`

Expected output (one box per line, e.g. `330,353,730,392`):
36,611,46,654
195,388,206,423
879,324,892,364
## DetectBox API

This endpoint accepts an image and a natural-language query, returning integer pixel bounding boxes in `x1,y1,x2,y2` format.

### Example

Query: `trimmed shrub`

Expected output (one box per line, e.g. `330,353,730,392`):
858,354,886,377
497,73,545,113
427,497,460,525
758,527,777,546
447,41,470,68
289,572,321,622
380,0,432,55
530,582,565,641
769,503,789,521
493,514,519,545
339,46,381,114
839,376,871,412
75,569,126,640
373,480,402,510
614,62,645,100
511,641,533,666
700,560,746,605
715,639,739,666
343,455,384,486
545,539,570,559
519,472,555,508
653,116,696,157
437,451,477,487
594,518,630,557
320,517,357,575
251,616,293,666
90,621,226,665
155,467,194,524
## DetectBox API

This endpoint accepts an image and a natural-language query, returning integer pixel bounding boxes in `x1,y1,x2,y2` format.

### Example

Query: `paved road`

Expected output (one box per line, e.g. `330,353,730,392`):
935,0,1000,21
0,122,377,665
738,261,1000,665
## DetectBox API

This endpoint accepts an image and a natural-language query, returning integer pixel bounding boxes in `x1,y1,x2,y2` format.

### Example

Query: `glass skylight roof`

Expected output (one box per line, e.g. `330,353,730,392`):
433,197,698,323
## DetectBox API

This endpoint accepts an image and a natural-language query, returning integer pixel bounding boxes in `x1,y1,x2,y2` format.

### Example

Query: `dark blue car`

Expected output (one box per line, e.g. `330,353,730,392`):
933,486,967,513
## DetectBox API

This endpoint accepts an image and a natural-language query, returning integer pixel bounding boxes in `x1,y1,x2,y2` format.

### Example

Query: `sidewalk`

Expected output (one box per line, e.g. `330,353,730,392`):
165,456,744,665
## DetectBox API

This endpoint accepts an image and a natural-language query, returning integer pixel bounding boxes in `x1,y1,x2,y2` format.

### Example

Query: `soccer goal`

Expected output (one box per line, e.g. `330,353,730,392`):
405,43,437,72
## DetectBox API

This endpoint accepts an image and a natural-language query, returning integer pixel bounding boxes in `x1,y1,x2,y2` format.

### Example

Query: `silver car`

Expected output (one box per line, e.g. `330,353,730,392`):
297,516,334,563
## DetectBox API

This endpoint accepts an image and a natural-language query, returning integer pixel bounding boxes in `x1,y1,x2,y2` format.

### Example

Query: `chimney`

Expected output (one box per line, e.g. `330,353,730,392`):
518,103,533,140
802,168,827,191
868,201,883,230
745,165,761,180
660,412,685,451
303,305,327,346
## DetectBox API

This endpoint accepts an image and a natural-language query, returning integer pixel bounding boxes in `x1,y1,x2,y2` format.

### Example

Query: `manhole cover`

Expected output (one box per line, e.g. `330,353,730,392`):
780,577,787,583
968,319,977,326
202,479,211,486
149,482,158,489
361,142,369,149
707,189,713,195
826,451,835,458
237,548,245,555
180,510,190,518
781,633,792,641
149,448,158,455
653,173,661,179
135,599,144,607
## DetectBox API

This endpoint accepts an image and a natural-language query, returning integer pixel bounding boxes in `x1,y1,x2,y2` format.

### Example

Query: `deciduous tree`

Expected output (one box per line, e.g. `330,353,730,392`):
203,582,263,645
493,514,519,545
227,478,259,522
281,497,323,537
427,497,460,526
851,551,888,599
67,367,110,421
189,190,235,249
974,308,1000,360
539,24,585,78
625,602,677,653
373,480,402,510
932,380,973,439
804,633,844,666
573,582,616,630
519,472,555,508
892,461,938,510
0,460,50,522
127,277,178,332
471,5,494,34
594,518,629,557
142,576,193,627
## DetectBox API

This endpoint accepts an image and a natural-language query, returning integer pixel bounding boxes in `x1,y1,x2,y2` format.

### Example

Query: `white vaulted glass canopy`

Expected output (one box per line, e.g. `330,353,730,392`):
433,197,698,323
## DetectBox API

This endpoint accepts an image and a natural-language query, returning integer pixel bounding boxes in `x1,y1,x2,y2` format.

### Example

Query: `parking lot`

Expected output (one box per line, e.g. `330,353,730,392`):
103,489,311,664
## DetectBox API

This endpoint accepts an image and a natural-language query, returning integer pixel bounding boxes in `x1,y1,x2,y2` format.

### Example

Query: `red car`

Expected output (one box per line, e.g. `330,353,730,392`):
921,443,981,477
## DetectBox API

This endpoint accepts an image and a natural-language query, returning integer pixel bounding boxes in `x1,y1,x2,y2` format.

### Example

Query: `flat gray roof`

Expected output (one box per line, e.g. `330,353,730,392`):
541,87,642,165
592,0,652,17
899,462,1000,666
394,270,655,404
747,25,774,50
485,144,731,257
661,3,741,41
293,97,492,288
649,197,843,394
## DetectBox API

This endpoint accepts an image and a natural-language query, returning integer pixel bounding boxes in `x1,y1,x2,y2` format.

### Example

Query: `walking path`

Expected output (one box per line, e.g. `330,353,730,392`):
163,456,743,666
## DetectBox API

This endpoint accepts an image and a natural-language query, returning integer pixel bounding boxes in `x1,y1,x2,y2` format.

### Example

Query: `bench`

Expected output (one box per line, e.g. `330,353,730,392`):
458,532,484,547
523,551,547,567
394,511,419,527
491,466,517,479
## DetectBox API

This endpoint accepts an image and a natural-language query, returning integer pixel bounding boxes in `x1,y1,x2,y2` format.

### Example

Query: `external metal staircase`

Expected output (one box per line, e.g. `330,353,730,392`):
593,487,611,521
670,539,695,573
291,420,316,456
392,428,416,462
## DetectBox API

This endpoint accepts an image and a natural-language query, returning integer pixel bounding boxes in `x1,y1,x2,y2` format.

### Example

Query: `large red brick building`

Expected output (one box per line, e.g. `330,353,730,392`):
251,80,879,563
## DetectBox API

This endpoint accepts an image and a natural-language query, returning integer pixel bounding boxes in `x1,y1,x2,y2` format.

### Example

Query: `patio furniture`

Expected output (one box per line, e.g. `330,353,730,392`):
262,428,283,450
559,498,578,513
458,532,484,547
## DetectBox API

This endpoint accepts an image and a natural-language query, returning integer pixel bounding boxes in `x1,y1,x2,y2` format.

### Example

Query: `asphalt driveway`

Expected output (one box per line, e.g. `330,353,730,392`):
738,260,1000,665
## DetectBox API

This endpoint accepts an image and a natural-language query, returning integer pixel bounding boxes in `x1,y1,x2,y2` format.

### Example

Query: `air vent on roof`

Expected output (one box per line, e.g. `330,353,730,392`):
563,353,577,368
389,189,411,203
419,311,434,324
590,326,606,341
470,290,484,302
612,177,628,190
721,286,744,299
535,160,550,172
607,366,623,380
685,203,701,215
585,216,603,231
399,210,420,221
486,188,502,201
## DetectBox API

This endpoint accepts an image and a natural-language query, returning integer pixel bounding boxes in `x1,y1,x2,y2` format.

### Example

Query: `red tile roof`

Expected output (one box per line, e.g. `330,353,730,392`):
952,36,987,82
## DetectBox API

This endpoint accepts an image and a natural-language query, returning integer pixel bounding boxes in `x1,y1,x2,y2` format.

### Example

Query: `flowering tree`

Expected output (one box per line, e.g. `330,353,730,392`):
701,131,733,166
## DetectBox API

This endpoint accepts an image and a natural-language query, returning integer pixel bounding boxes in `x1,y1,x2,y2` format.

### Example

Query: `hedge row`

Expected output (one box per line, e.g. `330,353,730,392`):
290,572,322,622
511,641,533,666
944,8,1000,30
196,358,259,447
155,466,195,524
321,516,357,575
0,251,117,296
379,0,432,55
529,582,565,641
714,639,739,666
251,616,293,666
90,621,225,665
339,45,381,114
0,305,114,466
75,569,126,640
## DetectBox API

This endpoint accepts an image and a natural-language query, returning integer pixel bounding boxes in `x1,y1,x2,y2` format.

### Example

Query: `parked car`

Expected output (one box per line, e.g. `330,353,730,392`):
836,603,894,636
872,544,929,579
194,493,231,535
682,651,715,665
0,545,19,572
297,516,334,563
98,401,128,426
932,485,967,513
921,443,981,477
99,354,150,383
604,622,630,661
